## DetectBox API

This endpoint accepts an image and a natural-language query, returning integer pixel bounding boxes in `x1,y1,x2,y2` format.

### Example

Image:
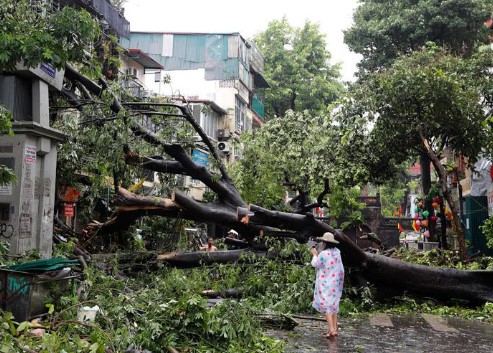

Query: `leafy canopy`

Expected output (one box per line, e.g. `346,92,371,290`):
231,110,340,207
230,109,369,228
336,46,493,183
0,0,100,72
345,0,493,73
253,17,344,118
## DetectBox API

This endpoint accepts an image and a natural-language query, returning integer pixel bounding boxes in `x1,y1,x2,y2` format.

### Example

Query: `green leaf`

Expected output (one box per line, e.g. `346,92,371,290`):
46,303,55,314
16,321,29,333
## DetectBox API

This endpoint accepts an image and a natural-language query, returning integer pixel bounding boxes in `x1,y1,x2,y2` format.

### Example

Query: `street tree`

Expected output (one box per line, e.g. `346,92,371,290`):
71,97,492,303
253,17,344,118
229,109,365,228
344,0,493,255
336,46,493,259
344,0,492,74
48,62,493,302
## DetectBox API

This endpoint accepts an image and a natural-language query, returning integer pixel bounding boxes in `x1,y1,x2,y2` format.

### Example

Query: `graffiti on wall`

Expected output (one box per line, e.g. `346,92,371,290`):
0,222,13,239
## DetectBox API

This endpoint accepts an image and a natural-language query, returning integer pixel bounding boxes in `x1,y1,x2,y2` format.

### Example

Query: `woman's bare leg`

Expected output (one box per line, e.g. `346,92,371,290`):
324,312,331,334
326,313,336,333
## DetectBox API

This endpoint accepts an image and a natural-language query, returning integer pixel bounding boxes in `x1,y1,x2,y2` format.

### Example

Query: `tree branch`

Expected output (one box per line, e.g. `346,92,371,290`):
240,204,368,266
128,121,245,207
64,64,102,97
124,145,186,175
122,102,231,182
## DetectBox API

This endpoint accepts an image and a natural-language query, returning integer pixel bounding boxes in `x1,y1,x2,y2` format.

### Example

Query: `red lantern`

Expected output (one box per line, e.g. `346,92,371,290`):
446,209,452,220
433,196,441,204
421,219,428,227
432,202,439,209
414,214,419,220
431,215,437,221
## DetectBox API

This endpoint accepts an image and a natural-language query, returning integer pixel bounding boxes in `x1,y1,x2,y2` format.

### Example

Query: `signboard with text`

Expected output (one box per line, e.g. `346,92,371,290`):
64,203,75,218
192,149,209,167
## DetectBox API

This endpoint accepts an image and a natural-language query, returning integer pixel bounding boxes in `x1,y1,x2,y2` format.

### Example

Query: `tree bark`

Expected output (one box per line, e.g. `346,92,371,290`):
362,253,493,303
156,249,253,267
420,134,467,259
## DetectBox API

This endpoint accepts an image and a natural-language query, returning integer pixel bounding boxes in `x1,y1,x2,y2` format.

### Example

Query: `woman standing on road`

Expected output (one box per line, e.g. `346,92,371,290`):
310,232,345,338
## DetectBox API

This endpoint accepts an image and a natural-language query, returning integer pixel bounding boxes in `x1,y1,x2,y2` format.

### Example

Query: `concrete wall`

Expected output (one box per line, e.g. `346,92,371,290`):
0,75,64,258
0,127,60,257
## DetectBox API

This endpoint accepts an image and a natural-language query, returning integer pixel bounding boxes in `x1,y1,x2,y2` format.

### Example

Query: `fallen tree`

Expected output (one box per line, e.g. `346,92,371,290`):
62,67,493,305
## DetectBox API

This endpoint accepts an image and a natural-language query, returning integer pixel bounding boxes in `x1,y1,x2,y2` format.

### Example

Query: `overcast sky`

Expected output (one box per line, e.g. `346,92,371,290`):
122,0,362,81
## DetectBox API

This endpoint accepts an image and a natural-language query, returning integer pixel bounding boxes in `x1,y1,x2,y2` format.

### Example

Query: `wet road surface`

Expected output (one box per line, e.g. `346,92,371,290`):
269,313,493,353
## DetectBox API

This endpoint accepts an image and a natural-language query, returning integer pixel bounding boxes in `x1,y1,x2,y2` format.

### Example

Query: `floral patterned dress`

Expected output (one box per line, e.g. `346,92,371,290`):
311,248,345,314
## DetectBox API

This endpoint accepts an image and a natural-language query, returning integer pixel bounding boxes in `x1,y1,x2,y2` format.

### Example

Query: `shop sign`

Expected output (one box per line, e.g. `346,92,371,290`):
192,149,209,167
64,203,74,217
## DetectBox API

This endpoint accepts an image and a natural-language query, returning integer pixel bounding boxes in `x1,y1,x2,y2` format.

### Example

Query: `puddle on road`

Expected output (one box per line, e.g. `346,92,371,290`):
267,315,493,353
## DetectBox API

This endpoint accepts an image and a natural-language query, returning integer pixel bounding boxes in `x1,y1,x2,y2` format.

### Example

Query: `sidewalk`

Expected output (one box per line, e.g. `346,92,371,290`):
270,313,493,353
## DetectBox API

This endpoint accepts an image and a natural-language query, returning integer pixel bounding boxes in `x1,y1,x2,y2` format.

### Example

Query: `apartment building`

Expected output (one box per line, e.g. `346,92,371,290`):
121,49,164,98
121,31,270,199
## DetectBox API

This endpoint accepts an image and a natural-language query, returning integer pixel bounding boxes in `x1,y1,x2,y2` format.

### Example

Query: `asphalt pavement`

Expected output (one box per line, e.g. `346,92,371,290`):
269,313,493,353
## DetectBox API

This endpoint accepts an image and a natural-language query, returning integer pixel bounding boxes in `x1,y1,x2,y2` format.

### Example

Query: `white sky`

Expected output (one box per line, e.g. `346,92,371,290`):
122,0,362,82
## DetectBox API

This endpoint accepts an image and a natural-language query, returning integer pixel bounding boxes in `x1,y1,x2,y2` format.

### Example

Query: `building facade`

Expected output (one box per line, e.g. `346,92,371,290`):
121,32,269,199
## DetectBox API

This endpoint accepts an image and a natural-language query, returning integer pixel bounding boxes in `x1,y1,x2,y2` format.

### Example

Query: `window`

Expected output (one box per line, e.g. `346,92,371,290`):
201,106,219,140
235,96,245,132
0,203,10,221
233,145,243,160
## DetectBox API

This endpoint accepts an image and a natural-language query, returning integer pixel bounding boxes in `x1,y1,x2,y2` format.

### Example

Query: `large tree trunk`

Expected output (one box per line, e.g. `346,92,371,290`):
156,249,255,267
361,254,493,303
88,187,493,303
420,135,467,259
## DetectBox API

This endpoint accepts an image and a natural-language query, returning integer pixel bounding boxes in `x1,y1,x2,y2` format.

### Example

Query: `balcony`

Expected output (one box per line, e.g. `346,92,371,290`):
122,76,149,98
63,0,130,38
249,42,264,73
252,95,265,119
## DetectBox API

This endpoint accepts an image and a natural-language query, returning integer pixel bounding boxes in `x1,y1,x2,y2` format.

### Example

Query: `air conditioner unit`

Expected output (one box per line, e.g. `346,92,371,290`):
125,67,138,78
217,129,231,141
217,141,230,153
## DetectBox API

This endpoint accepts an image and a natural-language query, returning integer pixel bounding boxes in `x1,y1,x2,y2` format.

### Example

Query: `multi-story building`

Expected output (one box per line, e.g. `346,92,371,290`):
121,49,164,99
120,31,270,199
120,32,269,146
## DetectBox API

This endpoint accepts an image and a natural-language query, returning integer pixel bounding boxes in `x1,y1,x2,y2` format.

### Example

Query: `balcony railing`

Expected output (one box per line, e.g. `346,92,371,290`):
249,42,265,73
252,95,265,118
70,0,130,38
